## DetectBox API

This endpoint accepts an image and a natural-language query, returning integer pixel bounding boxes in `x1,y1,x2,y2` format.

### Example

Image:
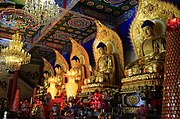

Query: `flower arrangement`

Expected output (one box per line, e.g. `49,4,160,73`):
89,89,102,111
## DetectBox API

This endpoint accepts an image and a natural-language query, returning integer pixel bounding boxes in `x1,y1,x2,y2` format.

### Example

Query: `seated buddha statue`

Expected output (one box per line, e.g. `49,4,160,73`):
140,20,166,73
95,42,115,84
65,56,82,99
140,20,166,62
125,20,166,77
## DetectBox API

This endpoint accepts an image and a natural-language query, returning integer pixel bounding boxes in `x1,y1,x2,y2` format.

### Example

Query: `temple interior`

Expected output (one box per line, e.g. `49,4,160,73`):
0,0,179,119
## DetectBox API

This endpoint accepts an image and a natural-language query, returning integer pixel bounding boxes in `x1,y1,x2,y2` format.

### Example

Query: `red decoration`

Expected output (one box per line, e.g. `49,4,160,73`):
161,17,180,119
89,90,102,110
11,88,20,111
166,17,180,31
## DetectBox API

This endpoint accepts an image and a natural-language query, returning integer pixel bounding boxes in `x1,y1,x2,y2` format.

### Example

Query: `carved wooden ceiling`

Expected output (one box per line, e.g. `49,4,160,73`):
0,0,138,64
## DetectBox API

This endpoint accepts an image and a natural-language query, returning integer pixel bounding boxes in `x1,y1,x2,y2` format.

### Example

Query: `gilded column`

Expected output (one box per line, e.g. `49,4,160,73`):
161,18,180,119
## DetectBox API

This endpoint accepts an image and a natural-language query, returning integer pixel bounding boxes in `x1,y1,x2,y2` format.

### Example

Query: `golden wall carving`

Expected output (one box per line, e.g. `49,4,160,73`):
130,0,180,58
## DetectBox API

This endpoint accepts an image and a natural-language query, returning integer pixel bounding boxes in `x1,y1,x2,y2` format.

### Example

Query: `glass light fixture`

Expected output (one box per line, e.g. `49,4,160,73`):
1,31,31,71
24,0,60,25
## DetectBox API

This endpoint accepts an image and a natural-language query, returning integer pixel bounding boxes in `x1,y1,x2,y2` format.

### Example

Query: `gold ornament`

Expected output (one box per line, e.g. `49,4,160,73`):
127,95,139,105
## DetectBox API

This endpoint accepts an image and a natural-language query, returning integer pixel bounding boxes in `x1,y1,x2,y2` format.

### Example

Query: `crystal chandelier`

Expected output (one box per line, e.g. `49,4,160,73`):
1,31,31,71
24,0,60,25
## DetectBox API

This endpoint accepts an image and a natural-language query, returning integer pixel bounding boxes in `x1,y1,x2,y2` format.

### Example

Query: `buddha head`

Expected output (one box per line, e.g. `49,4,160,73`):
97,42,107,55
71,56,80,68
43,70,50,79
141,20,155,37
54,64,62,75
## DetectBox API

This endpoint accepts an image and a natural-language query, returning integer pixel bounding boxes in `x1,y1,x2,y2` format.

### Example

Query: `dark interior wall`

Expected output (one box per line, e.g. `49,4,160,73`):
118,7,137,66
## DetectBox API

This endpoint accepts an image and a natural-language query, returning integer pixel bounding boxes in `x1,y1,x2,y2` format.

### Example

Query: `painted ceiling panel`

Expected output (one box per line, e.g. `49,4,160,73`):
78,0,138,16
38,10,97,57
0,8,42,40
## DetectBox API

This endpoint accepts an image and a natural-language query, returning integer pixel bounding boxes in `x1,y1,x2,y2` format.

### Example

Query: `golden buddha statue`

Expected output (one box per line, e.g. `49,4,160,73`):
93,20,124,83
140,20,166,61
65,56,81,100
125,20,166,76
69,37,91,91
41,57,57,99
82,20,124,93
53,48,69,89
95,42,115,84
42,56,65,99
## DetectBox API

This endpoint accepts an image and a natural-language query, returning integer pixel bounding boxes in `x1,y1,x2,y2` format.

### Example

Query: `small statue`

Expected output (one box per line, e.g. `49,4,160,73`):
95,42,115,84
53,48,69,89
65,56,81,100
42,52,67,99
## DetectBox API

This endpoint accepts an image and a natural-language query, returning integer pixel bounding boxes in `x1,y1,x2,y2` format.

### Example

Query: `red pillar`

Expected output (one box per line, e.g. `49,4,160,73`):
32,87,37,103
161,18,180,119
7,79,13,101
10,70,19,109
11,88,20,111
63,0,67,9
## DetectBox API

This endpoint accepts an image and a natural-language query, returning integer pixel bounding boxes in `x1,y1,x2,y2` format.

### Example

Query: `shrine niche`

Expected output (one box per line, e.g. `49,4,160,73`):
121,0,180,117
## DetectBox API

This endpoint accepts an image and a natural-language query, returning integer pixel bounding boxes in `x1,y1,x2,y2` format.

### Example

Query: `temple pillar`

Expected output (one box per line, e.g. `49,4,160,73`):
10,70,19,109
161,18,180,119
